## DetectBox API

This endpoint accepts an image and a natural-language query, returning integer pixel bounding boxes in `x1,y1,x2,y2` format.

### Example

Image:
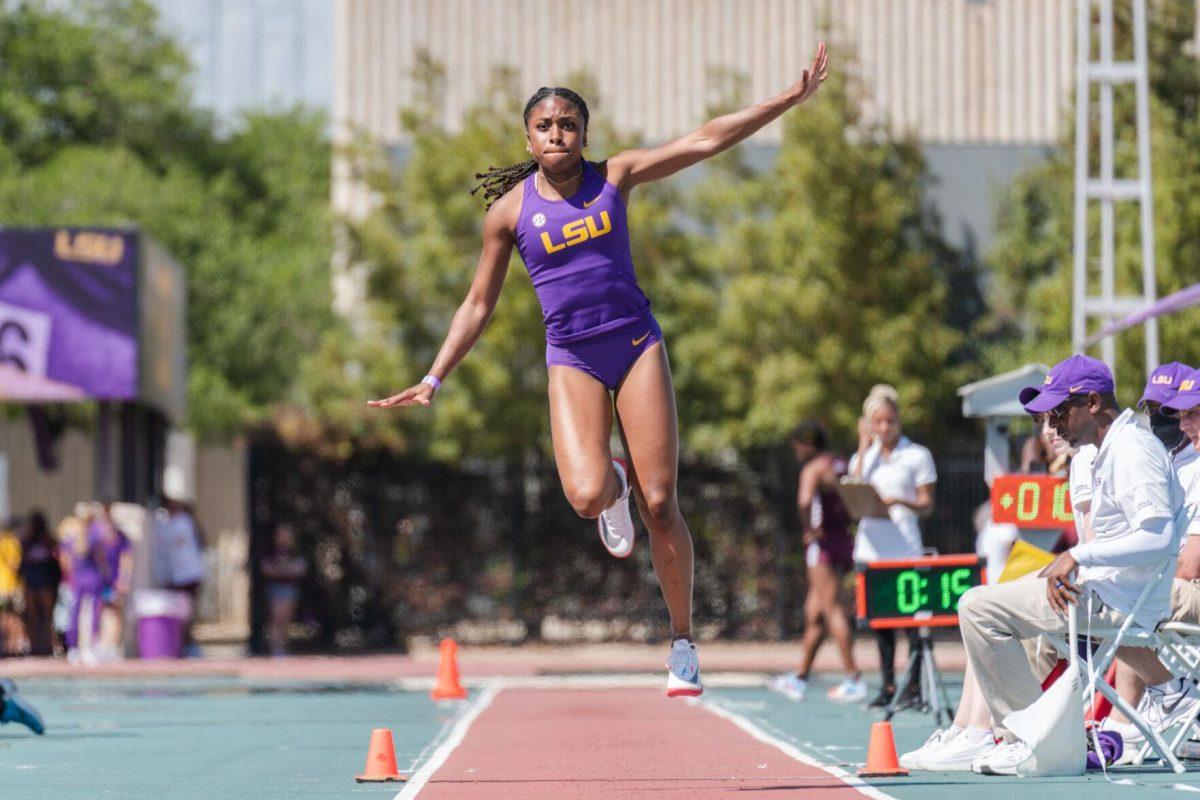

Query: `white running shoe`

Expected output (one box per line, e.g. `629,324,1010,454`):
1146,677,1200,733
971,740,1033,776
769,673,807,701
598,457,635,558
666,639,703,697
1101,677,1200,750
919,731,998,771
899,728,956,771
827,676,868,703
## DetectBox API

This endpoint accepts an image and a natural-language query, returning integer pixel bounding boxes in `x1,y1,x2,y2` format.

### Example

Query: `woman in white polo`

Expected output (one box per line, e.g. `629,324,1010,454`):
849,384,937,707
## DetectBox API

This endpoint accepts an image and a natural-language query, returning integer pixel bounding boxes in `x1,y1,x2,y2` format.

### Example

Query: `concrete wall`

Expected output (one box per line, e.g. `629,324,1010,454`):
0,414,94,525
333,0,1075,153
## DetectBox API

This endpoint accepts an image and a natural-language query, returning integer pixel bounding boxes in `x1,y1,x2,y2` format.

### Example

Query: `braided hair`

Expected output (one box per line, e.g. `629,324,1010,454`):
471,87,591,209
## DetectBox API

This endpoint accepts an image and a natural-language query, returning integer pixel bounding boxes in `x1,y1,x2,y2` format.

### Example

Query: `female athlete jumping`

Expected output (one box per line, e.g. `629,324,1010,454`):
370,43,829,695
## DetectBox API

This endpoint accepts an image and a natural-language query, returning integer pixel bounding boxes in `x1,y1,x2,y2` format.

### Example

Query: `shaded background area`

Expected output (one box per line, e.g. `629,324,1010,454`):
248,436,985,651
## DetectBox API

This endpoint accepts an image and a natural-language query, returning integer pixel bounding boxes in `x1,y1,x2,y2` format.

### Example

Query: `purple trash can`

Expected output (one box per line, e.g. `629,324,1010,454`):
134,590,192,659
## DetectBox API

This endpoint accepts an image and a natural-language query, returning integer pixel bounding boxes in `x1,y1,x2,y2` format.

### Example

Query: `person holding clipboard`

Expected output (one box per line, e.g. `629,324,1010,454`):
846,384,938,708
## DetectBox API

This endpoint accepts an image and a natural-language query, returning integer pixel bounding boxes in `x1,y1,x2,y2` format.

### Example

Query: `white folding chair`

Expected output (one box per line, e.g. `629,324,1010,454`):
1043,554,1186,774
1131,619,1200,766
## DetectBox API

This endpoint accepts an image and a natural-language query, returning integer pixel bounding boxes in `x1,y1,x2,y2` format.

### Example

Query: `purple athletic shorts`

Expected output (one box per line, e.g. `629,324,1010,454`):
546,315,663,390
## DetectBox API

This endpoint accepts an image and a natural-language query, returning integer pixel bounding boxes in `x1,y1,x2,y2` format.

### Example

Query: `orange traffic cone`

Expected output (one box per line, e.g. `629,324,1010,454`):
431,637,468,700
355,728,407,783
857,721,909,777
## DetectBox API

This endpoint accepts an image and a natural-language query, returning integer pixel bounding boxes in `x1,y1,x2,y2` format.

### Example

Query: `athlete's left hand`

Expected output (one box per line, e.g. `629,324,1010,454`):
367,382,436,409
787,42,829,106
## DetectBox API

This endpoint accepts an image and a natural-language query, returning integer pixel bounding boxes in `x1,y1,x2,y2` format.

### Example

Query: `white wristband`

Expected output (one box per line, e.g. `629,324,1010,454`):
421,374,442,392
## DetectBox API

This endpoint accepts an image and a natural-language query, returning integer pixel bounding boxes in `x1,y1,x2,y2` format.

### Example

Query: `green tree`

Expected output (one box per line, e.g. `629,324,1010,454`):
988,2,1200,400
0,1,334,438
672,71,972,453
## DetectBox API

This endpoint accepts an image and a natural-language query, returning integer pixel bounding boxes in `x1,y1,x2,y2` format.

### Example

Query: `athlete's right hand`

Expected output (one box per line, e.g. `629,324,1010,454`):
367,383,435,409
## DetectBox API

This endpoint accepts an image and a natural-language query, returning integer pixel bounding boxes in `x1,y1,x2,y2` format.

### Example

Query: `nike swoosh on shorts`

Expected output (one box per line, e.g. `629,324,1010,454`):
632,333,650,346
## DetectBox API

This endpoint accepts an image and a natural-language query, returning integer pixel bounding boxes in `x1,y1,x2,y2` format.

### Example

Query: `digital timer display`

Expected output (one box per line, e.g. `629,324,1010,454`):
989,475,1074,529
855,555,985,630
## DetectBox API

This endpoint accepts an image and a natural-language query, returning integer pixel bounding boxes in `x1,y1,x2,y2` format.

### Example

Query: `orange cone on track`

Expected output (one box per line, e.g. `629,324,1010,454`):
355,728,407,783
431,637,468,700
857,721,909,777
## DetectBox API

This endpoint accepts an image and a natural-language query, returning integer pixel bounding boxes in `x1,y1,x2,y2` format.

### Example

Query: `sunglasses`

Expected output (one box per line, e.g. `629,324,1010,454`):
1047,394,1088,421
1165,406,1200,420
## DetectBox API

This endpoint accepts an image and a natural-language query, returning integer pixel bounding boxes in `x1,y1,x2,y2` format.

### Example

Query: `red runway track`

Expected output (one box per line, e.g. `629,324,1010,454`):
413,688,878,799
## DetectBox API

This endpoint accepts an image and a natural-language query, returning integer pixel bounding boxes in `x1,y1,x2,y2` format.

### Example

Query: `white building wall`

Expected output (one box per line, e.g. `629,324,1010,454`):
333,0,1075,152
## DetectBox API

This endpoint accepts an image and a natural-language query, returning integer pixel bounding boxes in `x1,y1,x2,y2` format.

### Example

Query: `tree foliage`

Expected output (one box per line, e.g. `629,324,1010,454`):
670,71,974,453
987,2,1200,401
0,0,333,438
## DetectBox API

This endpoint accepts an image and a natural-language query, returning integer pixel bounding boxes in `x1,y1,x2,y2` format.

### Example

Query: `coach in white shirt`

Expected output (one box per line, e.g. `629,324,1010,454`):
958,354,1188,776
848,384,937,708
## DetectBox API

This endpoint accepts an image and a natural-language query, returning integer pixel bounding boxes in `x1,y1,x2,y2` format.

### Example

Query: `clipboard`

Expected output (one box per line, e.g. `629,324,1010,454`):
836,481,890,521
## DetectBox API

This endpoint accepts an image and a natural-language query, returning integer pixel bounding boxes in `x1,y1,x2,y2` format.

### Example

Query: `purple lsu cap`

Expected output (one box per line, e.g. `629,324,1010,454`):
1139,361,1194,408
1020,354,1115,414
1164,367,1200,413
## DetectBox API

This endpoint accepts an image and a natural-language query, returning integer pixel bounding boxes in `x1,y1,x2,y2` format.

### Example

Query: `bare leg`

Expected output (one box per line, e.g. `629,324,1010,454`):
822,567,858,677
613,343,694,637
547,366,621,519
268,597,298,656
795,564,830,678
1107,660,1148,724
952,660,994,729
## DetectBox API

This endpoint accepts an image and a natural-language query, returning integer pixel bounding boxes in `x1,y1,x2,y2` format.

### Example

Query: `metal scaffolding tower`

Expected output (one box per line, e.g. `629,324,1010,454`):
1072,0,1158,375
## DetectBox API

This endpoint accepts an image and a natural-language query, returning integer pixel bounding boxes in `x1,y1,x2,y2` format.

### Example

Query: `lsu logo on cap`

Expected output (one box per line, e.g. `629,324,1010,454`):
1043,374,1054,385
1152,375,1175,385
1182,379,1197,392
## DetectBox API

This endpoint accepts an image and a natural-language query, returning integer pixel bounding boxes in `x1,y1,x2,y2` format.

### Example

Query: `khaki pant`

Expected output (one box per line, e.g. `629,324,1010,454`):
959,577,1125,740
1170,578,1200,623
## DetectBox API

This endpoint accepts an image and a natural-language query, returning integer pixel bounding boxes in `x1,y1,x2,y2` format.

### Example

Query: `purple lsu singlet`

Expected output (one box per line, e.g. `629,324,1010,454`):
513,161,651,345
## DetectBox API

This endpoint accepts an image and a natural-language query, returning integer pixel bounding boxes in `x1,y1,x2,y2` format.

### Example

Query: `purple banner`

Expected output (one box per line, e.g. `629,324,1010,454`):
0,229,138,401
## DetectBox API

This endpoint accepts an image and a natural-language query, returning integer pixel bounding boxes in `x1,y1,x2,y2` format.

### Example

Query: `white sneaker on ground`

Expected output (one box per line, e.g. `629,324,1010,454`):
827,676,868,703
666,639,703,697
598,457,635,558
898,728,956,771
971,740,1033,776
920,730,998,771
769,673,807,701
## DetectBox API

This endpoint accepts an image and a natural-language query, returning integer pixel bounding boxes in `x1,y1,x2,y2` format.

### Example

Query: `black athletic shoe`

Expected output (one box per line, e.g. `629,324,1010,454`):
867,686,895,708
893,682,925,712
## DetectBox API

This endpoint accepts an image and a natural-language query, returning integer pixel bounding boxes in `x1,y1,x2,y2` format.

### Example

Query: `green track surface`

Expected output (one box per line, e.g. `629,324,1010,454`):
707,676,1200,798
8,672,1200,798
0,678,454,799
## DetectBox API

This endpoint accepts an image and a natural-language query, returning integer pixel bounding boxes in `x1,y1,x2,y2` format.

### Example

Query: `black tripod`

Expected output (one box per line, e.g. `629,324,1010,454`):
883,626,954,727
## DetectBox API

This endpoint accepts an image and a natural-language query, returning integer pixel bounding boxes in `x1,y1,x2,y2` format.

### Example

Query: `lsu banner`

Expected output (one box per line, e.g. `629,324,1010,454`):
0,229,139,402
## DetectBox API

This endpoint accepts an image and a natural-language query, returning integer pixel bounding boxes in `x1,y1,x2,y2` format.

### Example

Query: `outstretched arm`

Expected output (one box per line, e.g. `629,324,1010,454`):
368,196,516,409
606,42,827,190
